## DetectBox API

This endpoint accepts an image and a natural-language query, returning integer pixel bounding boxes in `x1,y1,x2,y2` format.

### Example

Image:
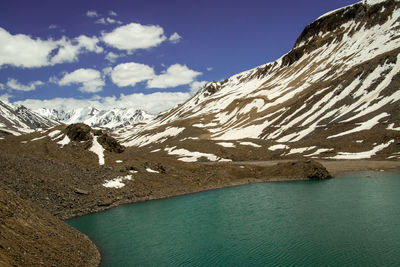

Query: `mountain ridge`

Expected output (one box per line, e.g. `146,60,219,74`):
36,107,153,129
116,0,400,161
0,100,58,137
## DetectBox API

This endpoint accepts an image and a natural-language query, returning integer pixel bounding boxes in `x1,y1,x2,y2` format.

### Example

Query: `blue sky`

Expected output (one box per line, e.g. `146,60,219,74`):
0,0,359,114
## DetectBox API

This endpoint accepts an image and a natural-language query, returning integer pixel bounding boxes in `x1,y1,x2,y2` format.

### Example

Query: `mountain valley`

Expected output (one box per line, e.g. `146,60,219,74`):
0,1,400,266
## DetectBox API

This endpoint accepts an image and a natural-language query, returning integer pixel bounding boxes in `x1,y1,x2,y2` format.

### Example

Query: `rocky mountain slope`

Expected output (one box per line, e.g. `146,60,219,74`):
0,182,100,266
36,107,153,129
117,0,400,162
0,100,58,137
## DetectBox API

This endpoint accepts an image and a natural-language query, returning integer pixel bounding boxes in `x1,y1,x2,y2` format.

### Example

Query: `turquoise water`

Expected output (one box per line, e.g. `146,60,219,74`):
68,172,400,266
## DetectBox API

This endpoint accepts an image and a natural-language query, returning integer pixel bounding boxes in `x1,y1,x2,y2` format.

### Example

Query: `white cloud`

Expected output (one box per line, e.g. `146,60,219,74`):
102,23,166,52
6,78,44,91
0,27,58,68
59,68,105,93
111,62,155,87
50,35,103,64
0,27,103,68
95,18,107,25
147,64,202,89
95,17,122,25
105,52,122,63
0,83,4,90
102,67,113,76
75,35,103,53
207,67,213,71
107,18,122,25
48,76,59,84
189,81,207,95
169,32,182,44
87,10,99,18
0,93,11,102
17,92,191,114
109,10,118,16
49,24,58,29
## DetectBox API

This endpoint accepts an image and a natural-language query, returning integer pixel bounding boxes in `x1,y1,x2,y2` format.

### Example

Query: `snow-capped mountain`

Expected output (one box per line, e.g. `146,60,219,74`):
0,100,58,136
36,107,154,129
117,0,400,160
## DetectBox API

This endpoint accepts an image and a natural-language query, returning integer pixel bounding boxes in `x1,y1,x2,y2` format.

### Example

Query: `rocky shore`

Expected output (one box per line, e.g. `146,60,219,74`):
0,182,100,267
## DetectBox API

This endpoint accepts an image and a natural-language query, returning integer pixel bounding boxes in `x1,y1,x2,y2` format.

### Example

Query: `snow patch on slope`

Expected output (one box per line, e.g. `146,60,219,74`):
328,113,389,139
57,135,70,147
90,135,105,165
217,142,236,148
124,127,185,147
268,144,289,151
103,175,133,188
239,142,262,148
329,140,394,159
165,146,231,162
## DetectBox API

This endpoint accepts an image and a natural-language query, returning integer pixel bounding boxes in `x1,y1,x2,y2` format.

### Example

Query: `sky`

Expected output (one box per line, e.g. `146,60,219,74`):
0,0,360,114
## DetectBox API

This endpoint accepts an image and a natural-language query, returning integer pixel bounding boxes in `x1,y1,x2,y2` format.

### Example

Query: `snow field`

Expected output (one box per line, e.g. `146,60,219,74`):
103,175,133,189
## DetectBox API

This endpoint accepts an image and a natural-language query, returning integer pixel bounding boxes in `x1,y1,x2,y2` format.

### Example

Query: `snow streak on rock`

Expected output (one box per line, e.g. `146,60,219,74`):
89,135,105,165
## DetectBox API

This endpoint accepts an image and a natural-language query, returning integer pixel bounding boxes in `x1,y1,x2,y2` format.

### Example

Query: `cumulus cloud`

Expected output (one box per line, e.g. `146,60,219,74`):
102,67,113,76
108,62,202,89
86,10,99,18
109,10,117,16
17,92,191,114
59,68,105,93
107,17,122,25
95,18,106,25
105,52,123,63
0,27,58,68
169,32,182,44
147,64,202,89
0,27,103,68
6,78,44,91
189,81,207,95
102,23,166,52
49,24,58,29
0,93,11,102
50,35,103,64
207,67,213,71
95,17,122,25
110,62,155,87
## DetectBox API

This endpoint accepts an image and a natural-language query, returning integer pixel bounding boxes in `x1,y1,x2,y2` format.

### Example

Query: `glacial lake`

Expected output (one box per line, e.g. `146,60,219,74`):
68,172,400,266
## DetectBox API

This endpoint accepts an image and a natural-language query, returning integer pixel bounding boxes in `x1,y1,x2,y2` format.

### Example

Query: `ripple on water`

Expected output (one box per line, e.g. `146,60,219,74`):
68,172,400,266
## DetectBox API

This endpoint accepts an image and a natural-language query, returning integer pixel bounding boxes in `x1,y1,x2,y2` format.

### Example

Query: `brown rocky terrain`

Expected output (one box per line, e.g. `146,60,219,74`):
0,182,100,267
0,128,332,221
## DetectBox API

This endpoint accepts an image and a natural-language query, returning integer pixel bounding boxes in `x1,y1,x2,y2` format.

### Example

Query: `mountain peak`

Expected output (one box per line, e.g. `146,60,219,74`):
36,107,154,129
0,100,58,136
284,0,399,67
117,2,400,161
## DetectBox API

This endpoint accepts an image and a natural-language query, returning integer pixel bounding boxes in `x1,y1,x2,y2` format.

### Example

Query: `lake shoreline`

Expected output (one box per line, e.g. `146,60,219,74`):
65,159,400,220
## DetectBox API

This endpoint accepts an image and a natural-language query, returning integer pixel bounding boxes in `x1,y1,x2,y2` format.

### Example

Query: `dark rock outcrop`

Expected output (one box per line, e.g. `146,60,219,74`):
98,133,125,153
65,123,92,142
270,160,332,180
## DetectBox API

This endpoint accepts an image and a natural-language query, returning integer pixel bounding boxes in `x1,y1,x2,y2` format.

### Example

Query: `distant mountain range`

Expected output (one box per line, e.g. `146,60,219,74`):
0,100,58,136
35,107,153,129
0,100,153,135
